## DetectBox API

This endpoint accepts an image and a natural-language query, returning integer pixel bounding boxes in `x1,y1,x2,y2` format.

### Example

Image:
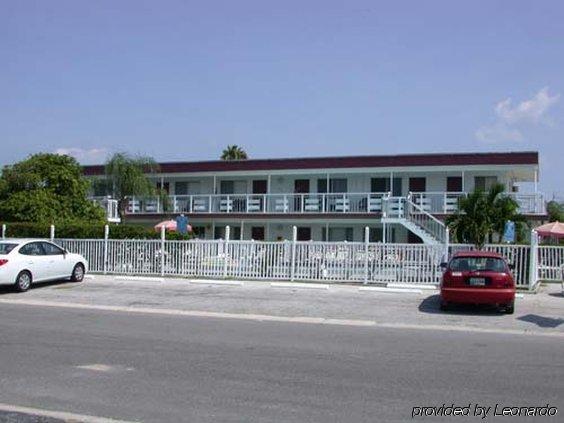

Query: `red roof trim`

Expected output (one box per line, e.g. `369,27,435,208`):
83,151,538,176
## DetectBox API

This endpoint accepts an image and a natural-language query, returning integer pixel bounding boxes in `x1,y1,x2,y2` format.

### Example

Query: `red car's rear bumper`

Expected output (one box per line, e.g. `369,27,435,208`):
441,287,515,305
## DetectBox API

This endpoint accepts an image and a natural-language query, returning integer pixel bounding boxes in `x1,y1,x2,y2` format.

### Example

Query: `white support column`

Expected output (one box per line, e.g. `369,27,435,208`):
240,221,244,240
267,174,271,193
382,221,387,244
50,225,55,242
528,230,539,291
103,225,109,275
290,226,297,281
461,170,465,192
160,225,166,277
363,226,370,285
1,224,6,239
213,175,217,194
223,225,230,278
390,172,394,196
534,168,538,193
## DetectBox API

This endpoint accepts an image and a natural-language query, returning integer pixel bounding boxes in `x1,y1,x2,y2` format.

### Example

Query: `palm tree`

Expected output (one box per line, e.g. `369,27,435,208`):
103,153,159,219
446,183,526,248
221,145,248,161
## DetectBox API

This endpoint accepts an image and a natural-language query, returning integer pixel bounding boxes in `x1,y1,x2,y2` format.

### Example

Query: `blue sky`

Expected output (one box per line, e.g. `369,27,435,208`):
1,1,563,197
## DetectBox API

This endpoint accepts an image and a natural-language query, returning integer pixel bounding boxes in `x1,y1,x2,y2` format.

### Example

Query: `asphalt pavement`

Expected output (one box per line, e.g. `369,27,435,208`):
0,297,563,422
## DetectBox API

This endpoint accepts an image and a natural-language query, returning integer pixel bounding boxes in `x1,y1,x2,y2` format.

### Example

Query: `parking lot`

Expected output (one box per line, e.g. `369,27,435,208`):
1,276,562,337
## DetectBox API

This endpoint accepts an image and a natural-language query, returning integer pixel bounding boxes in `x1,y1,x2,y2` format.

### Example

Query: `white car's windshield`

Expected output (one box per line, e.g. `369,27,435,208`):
0,243,18,255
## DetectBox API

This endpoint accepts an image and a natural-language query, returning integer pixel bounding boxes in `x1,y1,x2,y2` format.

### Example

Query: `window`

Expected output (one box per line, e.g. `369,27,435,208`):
0,243,17,255
323,227,354,242
330,178,347,193
220,181,234,194
447,177,463,192
191,226,206,238
19,242,46,256
370,178,402,196
41,242,65,255
175,182,188,195
474,176,498,191
449,257,506,272
317,178,348,193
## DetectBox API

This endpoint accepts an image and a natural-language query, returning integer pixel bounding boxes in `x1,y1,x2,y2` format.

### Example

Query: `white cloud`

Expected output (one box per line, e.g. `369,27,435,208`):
54,147,108,164
494,87,560,124
476,87,559,144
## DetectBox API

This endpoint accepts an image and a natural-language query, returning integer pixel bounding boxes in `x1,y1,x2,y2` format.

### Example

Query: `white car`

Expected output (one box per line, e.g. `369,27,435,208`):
0,239,88,292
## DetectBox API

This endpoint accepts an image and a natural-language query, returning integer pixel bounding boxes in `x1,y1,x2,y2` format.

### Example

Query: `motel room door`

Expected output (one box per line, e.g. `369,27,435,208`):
294,179,310,212
408,177,426,192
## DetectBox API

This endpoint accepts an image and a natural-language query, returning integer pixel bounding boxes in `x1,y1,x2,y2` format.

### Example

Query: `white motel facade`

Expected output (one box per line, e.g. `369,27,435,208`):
86,151,545,244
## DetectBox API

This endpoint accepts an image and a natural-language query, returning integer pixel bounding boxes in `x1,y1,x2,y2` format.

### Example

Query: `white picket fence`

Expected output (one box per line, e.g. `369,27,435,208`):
52,236,564,289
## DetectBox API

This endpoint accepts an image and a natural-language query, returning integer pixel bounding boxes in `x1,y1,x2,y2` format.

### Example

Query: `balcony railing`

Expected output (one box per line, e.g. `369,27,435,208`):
126,193,389,214
409,192,545,215
120,191,546,215
91,196,121,222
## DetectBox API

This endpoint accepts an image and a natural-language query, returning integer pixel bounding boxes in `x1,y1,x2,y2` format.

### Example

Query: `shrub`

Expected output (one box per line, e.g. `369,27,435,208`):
1,221,193,240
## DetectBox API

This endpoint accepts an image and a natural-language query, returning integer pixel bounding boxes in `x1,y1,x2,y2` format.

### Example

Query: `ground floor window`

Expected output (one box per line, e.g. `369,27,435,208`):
297,227,312,241
322,227,354,242
214,226,241,240
251,226,265,240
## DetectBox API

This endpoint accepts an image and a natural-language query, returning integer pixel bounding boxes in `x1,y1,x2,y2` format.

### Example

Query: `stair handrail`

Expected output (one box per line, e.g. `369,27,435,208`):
406,195,446,243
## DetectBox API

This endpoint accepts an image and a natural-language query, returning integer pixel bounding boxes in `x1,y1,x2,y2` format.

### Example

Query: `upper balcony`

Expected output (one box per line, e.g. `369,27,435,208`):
121,191,546,216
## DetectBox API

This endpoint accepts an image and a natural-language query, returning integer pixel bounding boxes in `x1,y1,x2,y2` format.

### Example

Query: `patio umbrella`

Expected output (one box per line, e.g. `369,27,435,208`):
535,221,564,239
154,220,193,232
154,220,177,232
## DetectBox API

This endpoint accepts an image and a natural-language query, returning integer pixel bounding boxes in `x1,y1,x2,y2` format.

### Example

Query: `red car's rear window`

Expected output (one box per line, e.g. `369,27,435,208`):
449,257,506,272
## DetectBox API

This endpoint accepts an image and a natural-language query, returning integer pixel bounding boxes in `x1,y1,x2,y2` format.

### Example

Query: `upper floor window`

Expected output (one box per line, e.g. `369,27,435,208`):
474,176,498,191
317,178,348,193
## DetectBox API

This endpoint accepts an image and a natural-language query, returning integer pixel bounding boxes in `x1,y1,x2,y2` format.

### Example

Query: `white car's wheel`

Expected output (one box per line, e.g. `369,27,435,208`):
71,263,85,282
15,271,32,292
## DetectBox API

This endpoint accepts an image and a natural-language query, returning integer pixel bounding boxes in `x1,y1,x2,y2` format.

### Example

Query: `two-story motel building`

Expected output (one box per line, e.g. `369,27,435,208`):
85,151,544,244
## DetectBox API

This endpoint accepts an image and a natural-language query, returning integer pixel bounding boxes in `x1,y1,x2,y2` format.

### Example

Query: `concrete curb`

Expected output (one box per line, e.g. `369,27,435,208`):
387,283,437,291
359,286,423,294
114,276,164,282
270,282,329,290
188,279,243,286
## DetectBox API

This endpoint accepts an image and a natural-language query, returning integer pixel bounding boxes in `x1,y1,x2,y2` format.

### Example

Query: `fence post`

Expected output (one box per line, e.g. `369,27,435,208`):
528,230,539,291
1,224,6,239
50,224,55,242
364,226,370,285
103,225,109,275
223,225,230,279
161,225,166,277
290,226,297,281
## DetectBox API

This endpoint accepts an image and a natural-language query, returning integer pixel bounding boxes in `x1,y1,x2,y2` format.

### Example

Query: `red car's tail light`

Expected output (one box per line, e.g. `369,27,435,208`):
0,259,8,266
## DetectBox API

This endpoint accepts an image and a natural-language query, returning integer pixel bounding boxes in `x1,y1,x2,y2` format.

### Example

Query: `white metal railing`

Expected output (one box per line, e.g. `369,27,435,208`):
409,191,545,215
405,196,447,243
537,245,564,282
45,238,564,289
448,244,532,288
118,191,546,215
90,196,120,222
124,192,389,214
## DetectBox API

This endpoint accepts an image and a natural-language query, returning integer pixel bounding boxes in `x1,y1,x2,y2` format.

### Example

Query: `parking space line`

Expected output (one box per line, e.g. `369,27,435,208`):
0,402,136,423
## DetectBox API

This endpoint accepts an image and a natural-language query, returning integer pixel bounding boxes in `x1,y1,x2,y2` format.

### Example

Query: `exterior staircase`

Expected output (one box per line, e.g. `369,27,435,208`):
381,195,448,245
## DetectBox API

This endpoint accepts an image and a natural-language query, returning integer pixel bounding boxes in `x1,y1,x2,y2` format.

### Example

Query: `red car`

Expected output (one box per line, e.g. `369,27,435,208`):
440,251,515,314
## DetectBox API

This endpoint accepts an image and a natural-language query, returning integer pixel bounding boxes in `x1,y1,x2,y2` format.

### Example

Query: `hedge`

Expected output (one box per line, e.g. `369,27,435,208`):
1,222,193,240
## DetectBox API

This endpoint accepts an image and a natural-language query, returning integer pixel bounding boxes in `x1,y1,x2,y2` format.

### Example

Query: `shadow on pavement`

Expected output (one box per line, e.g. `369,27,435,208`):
517,314,564,328
419,294,504,316
0,279,73,295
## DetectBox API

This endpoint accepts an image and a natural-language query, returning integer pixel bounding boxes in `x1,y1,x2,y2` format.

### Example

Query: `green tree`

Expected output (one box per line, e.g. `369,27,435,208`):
446,183,526,248
0,153,105,223
547,200,564,222
221,145,248,160
103,152,159,219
